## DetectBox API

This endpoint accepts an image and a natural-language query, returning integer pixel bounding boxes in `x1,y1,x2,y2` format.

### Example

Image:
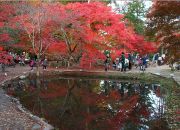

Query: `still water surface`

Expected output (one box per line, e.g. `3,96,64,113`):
4,77,169,130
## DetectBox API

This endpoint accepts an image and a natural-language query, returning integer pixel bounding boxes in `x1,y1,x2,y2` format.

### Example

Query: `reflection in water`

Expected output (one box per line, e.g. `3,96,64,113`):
4,78,169,130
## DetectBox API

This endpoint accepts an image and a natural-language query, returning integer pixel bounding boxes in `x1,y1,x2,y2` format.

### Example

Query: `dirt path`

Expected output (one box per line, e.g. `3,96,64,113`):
0,65,42,130
47,65,180,85
146,65,180,85
0,65,30,85
0,89,39,130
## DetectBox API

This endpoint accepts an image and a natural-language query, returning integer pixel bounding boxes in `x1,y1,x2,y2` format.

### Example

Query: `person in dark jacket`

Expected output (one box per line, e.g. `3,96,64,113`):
128,53,132,70
112,61,116,70
121,52,126,72
142,56,147,71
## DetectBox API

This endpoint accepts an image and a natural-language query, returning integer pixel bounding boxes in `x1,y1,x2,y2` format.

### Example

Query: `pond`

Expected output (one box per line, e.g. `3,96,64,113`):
3,77,169,130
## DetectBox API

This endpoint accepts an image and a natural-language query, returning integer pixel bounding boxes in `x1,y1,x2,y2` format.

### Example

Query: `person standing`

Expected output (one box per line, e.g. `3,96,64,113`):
121,52,126,72
154,53,159,65
29,59,35,70
139,57,143,70
104,58,109,71
117,60,122,71
158,56,162,66
112,60,116,70
135,54,139,68
128,53,132,70
42,58,48,70
125,58,129,71
142,56,147,71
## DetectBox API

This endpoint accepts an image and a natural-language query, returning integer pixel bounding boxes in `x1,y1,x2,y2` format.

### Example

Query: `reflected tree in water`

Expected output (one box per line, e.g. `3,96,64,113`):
4,78,167,130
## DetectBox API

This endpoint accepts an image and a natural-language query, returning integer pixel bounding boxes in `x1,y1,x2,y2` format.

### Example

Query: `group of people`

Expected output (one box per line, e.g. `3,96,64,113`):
29,58,48,70
104,52,165,72
152,53,165,66
104,52,134,72
0,50,48,72
1,49,167,73
8,51,29,66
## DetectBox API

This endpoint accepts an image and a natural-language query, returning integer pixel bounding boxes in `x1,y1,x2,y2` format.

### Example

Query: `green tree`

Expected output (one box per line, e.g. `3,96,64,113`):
113,0,146,35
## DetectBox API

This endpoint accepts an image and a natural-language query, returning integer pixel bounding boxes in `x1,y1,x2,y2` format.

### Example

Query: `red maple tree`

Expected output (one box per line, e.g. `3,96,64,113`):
1,1,156,68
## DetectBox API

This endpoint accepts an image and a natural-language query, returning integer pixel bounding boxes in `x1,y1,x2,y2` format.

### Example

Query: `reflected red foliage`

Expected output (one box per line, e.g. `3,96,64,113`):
109,90,121,101
39,83,67,99
111,95,139,128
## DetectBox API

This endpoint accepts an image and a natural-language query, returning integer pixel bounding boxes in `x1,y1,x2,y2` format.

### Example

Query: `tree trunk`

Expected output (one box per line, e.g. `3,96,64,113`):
36,54,40,77
36,64,40,77
67,54,74,68
67,60,70,68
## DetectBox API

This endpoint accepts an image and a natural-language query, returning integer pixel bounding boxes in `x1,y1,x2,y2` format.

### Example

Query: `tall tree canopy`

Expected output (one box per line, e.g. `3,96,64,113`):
1,1,155,68
0,2,16,44
112,0,146,35
146,0,180,63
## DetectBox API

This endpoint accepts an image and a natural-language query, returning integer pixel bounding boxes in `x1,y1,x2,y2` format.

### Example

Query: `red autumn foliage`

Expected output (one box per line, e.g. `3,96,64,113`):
0,33,12,42
47,42,67,55
0,46,3,51
147,0,180,62
80,44,106,68
43,2,156,67
0,22,4,28
1,1,156,68
0,2,15,43
0,51,13,64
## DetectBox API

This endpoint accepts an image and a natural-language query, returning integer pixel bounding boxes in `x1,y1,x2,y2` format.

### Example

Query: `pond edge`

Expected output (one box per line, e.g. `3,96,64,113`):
1,70,179,130
0,72,54,130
